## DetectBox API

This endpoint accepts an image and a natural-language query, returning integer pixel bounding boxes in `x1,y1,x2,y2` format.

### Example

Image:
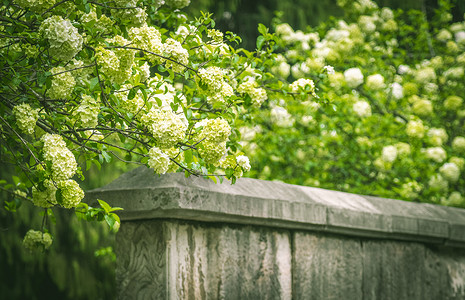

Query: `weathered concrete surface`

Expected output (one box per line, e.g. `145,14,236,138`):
87,167,465,247
86,167,465,299
116,220,291,300
293,232,363,300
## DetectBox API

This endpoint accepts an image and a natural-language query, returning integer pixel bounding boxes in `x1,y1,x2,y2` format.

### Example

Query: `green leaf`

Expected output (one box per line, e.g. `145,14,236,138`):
104,214,115,228
90,77,99,91
101,151,112,163
258,23,268,35
98,199,112,214
128,87,137,100
256,36,266,50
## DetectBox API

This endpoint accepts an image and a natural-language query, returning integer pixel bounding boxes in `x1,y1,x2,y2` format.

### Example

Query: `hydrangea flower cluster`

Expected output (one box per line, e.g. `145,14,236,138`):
198,141,226,164
42,133,77,181
57,180,85,208
32,179,57,208
207,81,234,106
111,0,148,27
46,67,76,100
16,0,56,12
23,230,53,251
198,66,225,96
237,77,268,107
141,109,187,149
162,38,189,73
439,163,460,183
344,68,364,88
406,120,425,138
80,9,115,34
12,103,39,135
352,100,371,117
147,146,171,174
72,95,100,128
39,16,83,62
290,78,316,97
365,74,385,90
424,147,447,163
128,24,163,64
195,118,231,144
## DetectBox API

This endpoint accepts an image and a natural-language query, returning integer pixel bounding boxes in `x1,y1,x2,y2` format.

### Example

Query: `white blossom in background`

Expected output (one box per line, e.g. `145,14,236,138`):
425,147,447,163
429,174,449,192
381,145,397,162
440,163,460,182
427,128,448,146
344,68,364,88
406,120,425,138
352,100,371,117
452,137,465,153
366,74,385,90
390,82,404,99
270,106,294,127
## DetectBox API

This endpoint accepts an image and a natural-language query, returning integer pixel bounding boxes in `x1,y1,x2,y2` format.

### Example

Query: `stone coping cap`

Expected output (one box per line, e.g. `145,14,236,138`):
86,167,465,247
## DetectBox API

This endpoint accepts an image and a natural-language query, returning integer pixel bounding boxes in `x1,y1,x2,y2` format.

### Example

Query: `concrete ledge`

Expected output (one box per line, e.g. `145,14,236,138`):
86,166,465,247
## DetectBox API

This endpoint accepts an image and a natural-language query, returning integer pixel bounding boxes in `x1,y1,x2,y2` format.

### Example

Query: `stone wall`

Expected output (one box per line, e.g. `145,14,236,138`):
87,167,465,299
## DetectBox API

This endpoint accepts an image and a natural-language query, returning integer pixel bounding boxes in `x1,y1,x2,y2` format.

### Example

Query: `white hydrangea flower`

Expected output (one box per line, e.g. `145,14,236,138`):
366,74,385,90
73,95,100,128
199,141,227,164
39,16,83,62
198,66,225,95
162,38,189,73
23,230,53,251
270,106,294,127
352,100,371,117
32,179,57,208
444,96,463,110
381,145,397,162
323,65,335,75
390,82,404,99
455,31,465,44
128,24,163,63
195,118,231,144
439,163,460,182
414,67,436,83
141,109,187,149
12,103,39,135
412,99,433,116
406,120,425,138
429,174,449,192
148,147,171,174
452,137,465,153
236,155,251,172
344,68,364,88
425,147,447,163
427,128,448,146
42,134,77,181
237,77,268,107
290,78,316,96
395,142,411,156
46,67,76,100
398,65,410,75
436,29,452,41
58,179,84,208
